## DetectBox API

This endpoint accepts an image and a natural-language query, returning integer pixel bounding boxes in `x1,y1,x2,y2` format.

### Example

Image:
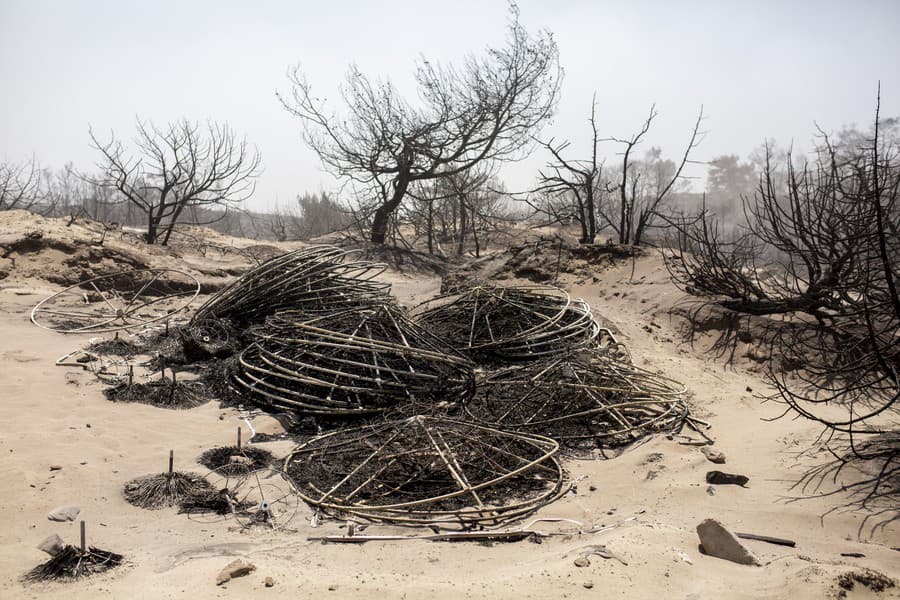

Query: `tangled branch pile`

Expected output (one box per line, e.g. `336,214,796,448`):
26,545,124,582
123,471,211,509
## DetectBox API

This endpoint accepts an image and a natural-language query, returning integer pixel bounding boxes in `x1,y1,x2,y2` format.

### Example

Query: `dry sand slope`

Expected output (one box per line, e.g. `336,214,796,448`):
0,214,896,599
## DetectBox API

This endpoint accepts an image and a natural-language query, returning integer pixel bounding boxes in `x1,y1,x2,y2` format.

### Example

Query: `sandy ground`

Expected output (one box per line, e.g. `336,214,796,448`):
0,212,897,599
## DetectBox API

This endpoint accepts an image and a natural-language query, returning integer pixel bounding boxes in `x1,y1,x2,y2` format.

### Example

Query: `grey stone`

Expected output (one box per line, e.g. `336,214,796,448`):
701,446,726,464
216,559,256,585
574,556,590,567
696,519,761,566
37,533,65,556
47,504,80,522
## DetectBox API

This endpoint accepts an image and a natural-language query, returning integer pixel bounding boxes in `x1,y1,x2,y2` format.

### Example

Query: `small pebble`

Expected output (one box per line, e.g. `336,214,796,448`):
574,557,590,568
49,465,62,471
583,582,594,589
264,576,275,587
701,447,726,464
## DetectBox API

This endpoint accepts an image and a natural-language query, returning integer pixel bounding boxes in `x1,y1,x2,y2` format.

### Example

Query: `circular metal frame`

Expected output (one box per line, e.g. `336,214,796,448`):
31,268,200,334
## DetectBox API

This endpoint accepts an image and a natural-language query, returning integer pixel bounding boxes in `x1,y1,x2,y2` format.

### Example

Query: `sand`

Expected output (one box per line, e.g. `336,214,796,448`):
0,211,896,599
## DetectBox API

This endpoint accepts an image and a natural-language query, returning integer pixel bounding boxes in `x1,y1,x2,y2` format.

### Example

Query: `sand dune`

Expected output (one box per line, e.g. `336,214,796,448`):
0,212,896,599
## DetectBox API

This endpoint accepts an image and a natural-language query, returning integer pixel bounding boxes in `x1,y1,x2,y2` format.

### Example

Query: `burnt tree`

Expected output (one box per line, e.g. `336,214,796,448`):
279,5,560,245
666,92,899,526
603,105,704,245
91,119,261,245
531,93,604,244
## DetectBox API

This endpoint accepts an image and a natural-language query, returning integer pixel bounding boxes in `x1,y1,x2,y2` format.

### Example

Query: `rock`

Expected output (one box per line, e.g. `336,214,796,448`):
574,557,591,568
37,533,65,556
215,559,256,585
228,455,253,466
706,470,748,486
701,447,726,464
47,504,80,522
49,465,63,471
696,519,761,566
264,576,275,587
583,581,594,589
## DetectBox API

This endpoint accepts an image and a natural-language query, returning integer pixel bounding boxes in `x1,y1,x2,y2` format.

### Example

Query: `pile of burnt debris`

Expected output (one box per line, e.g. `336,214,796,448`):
48,244,698,529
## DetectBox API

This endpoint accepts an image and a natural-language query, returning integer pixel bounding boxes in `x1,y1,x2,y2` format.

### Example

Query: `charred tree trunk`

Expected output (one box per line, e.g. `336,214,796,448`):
370,174,410,245
457,195,467,256
426,199,434,255
585,186,597,243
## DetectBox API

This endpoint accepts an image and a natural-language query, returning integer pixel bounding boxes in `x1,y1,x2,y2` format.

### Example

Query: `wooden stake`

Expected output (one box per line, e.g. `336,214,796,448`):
237,427,242,450
165,319,169,337
128,365,133,386
168,449,174,474
80,521,86,554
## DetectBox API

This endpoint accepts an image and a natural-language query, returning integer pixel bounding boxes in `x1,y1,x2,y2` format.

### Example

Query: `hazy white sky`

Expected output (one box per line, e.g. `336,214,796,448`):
2,0,897,212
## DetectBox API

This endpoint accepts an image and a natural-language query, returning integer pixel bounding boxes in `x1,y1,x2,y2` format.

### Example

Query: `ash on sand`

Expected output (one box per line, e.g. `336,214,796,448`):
85,337,143,357
178,487,252,516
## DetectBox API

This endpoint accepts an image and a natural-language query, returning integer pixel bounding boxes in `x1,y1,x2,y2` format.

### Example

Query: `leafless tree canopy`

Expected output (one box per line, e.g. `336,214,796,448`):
603,105,704,246
530,94,603,244
523,101,703,246
400,163,509,257
279,5,561,244
0,157,42,212
90,119,261,245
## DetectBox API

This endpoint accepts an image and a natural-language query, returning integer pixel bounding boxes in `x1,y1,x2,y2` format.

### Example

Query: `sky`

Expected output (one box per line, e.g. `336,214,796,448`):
1,0,898,212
